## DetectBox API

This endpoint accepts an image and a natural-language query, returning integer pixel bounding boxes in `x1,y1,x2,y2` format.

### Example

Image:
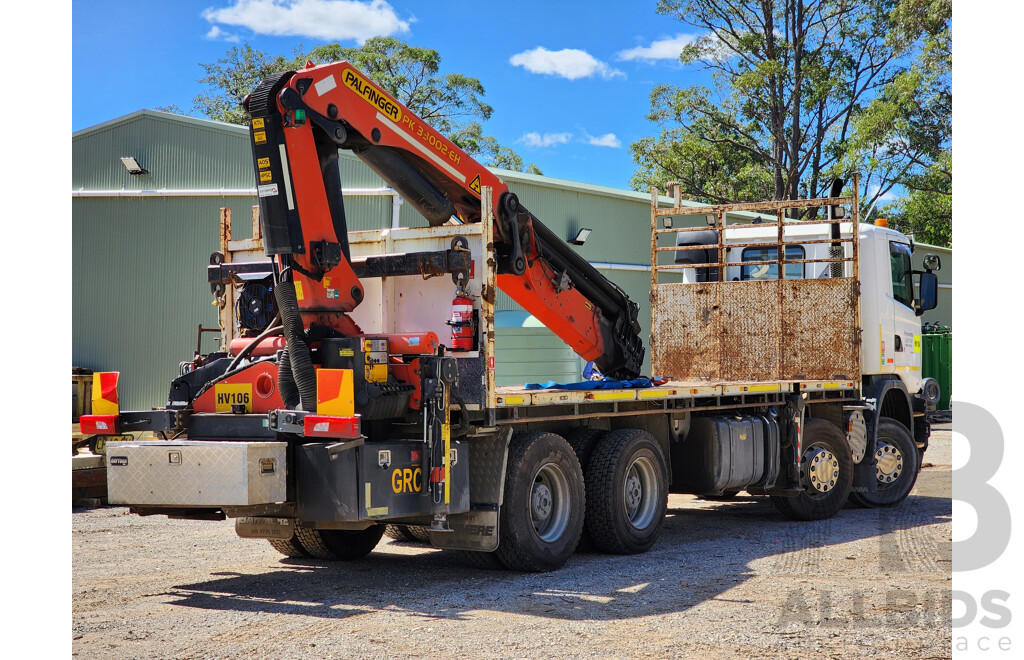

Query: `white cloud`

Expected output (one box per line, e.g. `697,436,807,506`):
205,25,240,42
869,185,898,203
202,0,410,43
509,47,623,80
588,133,621,148
617,34,697,62
521,132,573,148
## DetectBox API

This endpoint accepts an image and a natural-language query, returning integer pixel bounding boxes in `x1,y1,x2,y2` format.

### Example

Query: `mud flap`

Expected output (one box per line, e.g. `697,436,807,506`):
427,427,511,552
235,516,295,539
428,508,500,551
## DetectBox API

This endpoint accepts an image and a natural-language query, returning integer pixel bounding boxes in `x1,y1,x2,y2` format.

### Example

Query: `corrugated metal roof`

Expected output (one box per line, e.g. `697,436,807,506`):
72,109,248,140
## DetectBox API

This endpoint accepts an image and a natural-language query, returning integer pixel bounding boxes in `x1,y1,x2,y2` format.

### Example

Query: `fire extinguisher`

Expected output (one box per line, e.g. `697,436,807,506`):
447,287,476,351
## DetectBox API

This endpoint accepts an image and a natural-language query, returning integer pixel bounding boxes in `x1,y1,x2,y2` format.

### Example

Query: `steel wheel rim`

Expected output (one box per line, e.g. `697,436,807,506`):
531,462,570,542
874,441,904,487
623,455,659,530
801,444,840,498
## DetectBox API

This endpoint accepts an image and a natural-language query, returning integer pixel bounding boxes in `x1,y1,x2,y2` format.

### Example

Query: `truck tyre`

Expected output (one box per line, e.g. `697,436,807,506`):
849,419,920,507
565,427,607,552
566,427,606,473
771,418,853,521
384,524,419,542
384,524,431,543
267,536,312,558
494,431,585,572
407,525,432,543
293,525,385,560
584,429,668,554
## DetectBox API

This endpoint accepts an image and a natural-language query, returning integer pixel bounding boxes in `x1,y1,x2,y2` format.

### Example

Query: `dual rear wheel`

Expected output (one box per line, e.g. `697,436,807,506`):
493,428,669,571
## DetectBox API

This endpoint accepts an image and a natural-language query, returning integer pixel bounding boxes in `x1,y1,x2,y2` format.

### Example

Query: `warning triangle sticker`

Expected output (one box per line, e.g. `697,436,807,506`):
469,174,482,195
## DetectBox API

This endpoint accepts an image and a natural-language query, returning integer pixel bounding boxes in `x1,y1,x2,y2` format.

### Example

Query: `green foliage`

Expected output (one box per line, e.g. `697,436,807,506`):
630,85,773,202
882,153,952,246
193,43,295,125
847,0,951,245
633,0,951,240
187,37,532,172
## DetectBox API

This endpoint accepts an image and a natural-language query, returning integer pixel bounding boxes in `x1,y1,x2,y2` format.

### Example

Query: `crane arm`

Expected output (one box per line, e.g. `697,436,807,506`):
245,61,644,378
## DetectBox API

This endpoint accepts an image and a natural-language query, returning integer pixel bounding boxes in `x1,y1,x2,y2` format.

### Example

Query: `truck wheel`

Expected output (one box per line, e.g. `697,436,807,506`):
565,427,607,552
267,536,312,558
494,431,585,572
585,429,668,554
771,419,853,521
293,525,385,560
850,419,920,507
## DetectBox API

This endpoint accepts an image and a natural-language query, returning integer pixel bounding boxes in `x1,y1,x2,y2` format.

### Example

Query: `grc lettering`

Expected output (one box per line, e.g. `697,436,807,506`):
391,467,422,494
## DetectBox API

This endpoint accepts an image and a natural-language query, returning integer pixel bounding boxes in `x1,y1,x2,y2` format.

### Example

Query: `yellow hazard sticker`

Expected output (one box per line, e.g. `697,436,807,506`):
253,131,267,144
257,157,271,169
913,335,921,353
294,280,304,300
342,69,402,123
252,118,265,129
365,363,388,383
468,174,482,195
338,348,355,357
259,171,273,183
214,384,253,413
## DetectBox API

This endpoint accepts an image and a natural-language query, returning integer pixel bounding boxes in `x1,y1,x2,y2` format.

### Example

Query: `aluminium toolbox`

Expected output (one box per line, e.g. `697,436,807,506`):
106,440,287,506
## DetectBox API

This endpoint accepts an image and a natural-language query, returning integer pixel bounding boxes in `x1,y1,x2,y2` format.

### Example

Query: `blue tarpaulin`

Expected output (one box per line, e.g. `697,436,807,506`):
524,377,656,391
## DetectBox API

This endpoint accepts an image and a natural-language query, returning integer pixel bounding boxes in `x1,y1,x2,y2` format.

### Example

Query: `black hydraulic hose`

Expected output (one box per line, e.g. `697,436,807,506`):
277,346,301,409
275,274,318,412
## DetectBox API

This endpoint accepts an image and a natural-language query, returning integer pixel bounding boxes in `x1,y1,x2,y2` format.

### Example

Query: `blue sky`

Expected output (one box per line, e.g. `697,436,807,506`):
73,0,705,189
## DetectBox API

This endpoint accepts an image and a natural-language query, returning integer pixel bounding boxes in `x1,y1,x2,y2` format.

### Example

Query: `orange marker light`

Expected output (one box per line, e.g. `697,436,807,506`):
317,369,354,416
91,372,120,416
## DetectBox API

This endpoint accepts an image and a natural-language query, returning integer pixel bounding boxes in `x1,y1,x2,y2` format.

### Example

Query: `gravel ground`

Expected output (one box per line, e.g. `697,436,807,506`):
72,424,952,659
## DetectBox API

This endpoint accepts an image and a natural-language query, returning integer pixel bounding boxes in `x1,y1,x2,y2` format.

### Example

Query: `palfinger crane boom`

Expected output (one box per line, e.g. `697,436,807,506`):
245,61,644,378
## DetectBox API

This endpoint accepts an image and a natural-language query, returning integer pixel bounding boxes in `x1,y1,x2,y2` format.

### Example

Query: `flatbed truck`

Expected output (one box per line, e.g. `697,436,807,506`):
83,61,942,571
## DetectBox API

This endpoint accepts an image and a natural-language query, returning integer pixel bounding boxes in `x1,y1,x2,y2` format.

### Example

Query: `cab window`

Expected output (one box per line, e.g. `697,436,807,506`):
889,241,913,308
741,246,805,280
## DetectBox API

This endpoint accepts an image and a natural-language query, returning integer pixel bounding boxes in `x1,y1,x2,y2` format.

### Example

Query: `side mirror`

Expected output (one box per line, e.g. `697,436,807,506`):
916,271,939,316
923,253,941,271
